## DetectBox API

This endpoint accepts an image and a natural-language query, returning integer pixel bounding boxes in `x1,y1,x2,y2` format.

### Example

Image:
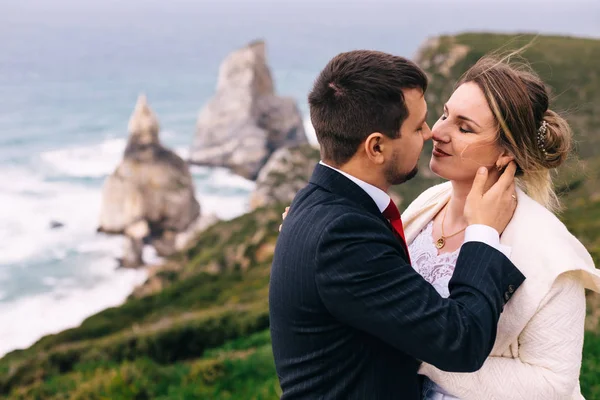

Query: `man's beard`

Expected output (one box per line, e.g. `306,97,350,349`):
384,152,419,186
386,165,418,185
402,165,419,183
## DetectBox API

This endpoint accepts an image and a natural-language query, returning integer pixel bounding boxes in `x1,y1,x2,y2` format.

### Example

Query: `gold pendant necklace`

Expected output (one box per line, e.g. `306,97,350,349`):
436,205,467,249
435,237,446,249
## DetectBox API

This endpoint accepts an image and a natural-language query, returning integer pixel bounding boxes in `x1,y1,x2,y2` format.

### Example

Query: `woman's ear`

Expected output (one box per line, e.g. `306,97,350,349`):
495,149,515,171
364,132,386,164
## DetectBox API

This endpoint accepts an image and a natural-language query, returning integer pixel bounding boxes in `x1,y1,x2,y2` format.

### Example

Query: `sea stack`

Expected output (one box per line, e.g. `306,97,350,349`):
98,95,201,267
189,40,308,180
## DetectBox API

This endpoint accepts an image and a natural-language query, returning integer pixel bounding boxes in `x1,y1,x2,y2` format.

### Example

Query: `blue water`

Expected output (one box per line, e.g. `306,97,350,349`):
0,0,599,356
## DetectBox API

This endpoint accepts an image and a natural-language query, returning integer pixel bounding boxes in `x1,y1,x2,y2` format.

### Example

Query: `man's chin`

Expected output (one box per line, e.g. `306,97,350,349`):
391,167,419,186
404,167,419,182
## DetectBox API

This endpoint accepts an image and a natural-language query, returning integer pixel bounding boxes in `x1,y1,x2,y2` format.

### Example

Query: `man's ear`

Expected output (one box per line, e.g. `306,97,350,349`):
364,132,386,164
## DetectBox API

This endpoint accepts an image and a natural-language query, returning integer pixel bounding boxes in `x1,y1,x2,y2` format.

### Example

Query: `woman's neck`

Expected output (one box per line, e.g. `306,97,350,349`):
447,173,501,226
445,181,470,227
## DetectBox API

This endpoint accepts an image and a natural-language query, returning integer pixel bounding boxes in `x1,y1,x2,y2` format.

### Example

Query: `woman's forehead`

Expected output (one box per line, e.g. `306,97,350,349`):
448,83,495,125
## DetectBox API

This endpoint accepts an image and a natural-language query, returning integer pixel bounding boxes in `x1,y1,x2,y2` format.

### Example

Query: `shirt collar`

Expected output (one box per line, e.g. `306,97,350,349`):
319,161,390,213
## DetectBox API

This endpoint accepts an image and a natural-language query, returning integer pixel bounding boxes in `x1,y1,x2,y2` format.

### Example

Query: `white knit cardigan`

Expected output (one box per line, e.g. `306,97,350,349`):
402,182,600,400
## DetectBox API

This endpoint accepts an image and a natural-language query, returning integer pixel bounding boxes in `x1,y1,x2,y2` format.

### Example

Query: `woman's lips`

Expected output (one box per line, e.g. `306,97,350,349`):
432,147,451,157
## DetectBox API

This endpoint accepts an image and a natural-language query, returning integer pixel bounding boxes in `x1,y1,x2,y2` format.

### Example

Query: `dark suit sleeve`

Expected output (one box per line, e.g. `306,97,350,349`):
314,212,525,373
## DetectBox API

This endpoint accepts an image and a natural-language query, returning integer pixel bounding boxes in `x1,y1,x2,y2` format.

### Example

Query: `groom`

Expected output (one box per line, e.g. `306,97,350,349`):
269,50,525,399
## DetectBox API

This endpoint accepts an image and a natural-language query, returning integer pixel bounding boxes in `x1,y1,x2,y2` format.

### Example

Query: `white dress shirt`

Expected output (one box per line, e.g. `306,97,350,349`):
319,161,508,256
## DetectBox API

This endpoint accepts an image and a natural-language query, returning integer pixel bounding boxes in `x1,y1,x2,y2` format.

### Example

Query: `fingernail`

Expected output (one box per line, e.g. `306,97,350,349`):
478,167,487,175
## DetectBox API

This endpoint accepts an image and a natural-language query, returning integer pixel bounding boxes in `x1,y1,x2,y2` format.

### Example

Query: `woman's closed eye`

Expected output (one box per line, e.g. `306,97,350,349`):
440,113,474,133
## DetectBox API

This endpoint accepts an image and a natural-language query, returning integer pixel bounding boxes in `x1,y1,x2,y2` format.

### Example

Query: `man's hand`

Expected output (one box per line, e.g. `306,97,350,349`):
464,163,517,235
278,206,290,232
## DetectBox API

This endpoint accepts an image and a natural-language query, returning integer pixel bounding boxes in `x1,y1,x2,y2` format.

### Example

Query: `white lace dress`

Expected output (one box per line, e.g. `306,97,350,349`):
408,221,462,400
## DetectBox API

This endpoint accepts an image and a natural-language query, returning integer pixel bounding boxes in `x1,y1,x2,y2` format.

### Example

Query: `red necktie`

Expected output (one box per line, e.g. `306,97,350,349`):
383,200,411,263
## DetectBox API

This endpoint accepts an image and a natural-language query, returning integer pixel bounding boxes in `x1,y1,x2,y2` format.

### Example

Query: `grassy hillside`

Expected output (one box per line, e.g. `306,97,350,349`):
2,33,600,399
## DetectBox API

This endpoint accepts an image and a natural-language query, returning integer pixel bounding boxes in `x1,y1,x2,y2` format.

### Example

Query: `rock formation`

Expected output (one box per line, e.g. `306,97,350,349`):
98,95,201,268
249,144,320,210
189,40,308,180
49,220,65,230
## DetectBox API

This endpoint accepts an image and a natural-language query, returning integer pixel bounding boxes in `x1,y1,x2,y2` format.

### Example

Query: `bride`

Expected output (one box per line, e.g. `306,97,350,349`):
402,55,600,399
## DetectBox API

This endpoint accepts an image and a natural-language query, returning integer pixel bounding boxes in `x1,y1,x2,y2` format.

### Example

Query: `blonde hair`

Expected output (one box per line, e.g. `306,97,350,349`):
458,54,572,213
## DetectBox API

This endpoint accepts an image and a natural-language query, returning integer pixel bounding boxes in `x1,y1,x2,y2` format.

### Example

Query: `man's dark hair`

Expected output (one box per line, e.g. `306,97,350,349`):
308,50,428,166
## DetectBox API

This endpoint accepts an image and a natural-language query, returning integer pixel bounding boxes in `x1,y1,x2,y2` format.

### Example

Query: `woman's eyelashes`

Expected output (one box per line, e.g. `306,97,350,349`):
440,113,474,134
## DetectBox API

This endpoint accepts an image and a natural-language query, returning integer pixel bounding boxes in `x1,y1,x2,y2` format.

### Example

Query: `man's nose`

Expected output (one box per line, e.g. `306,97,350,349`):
422,123,432,141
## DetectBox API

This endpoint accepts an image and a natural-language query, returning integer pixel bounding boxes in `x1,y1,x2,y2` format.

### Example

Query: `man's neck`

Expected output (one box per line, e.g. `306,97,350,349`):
322,159,389,193
320,160,391,213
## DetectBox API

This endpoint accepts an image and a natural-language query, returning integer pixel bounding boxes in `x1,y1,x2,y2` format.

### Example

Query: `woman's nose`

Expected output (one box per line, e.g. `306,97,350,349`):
431,120,450,143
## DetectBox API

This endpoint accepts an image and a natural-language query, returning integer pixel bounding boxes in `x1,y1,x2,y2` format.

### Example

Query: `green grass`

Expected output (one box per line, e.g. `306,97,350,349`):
9,327,599,399
582,331,600,399
4,330,280,400
560,198,600,265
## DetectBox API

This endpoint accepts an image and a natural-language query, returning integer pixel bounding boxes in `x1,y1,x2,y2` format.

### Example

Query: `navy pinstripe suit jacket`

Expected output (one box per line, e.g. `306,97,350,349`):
269,163,525,399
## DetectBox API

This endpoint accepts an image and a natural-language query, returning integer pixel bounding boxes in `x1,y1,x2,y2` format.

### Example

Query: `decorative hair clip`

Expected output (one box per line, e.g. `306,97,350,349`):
537,120,548,157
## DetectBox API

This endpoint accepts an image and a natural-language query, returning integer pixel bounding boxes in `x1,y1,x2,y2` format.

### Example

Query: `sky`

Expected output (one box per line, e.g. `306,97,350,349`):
1,0,598,85
3,0,599,40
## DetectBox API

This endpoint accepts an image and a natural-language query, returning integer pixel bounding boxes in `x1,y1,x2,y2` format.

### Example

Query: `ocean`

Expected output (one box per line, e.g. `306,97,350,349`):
1,0,599,357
